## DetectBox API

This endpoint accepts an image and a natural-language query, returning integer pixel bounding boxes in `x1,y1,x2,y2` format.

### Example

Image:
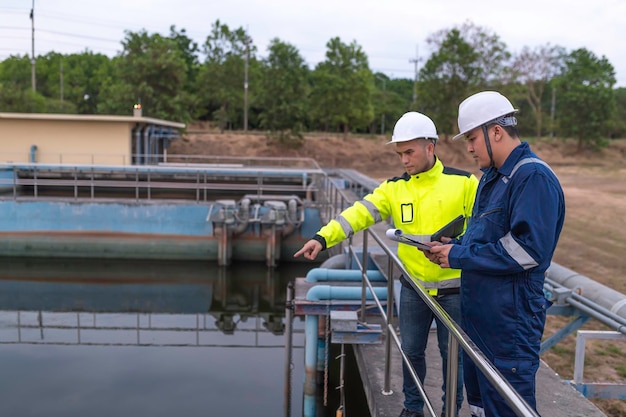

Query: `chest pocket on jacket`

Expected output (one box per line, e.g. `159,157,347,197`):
471,206,507,243
400,203,414,224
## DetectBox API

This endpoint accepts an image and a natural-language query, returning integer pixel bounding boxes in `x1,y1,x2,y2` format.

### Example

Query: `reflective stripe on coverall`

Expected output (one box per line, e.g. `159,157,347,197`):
448,142,566,417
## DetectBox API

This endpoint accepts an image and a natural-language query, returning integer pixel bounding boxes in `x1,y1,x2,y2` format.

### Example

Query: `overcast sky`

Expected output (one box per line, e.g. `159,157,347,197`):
1,0,625,87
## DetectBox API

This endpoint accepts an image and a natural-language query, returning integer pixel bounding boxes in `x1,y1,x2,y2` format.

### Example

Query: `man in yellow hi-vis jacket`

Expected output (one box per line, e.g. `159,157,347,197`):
294,111,479,417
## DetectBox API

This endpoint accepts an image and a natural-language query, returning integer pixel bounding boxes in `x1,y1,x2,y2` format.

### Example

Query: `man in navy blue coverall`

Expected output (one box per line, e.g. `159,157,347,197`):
426,91,565,417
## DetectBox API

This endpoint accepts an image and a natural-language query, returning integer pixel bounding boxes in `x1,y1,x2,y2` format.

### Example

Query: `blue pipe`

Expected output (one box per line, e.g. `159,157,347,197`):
29,145,38,163
303,285,388,417
304,315,319,417
305,267,386,283
305,285,387,301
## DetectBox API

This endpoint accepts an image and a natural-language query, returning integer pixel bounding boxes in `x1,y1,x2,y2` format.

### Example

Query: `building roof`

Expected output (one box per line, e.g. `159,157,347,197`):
0,112,186,129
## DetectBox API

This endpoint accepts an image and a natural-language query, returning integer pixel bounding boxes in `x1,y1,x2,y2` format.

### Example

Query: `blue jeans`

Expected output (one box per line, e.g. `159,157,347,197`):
399,280,464,415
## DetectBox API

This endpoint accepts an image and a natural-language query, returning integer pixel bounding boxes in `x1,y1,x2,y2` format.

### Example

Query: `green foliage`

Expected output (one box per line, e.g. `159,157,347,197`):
0,55,32,91
0,83,46,112
258,38,309,133
609,88,626,138
98,30,194,123
45,98,77,114
372,73,410,134
169,25,200,89
419,29,480,136
419,22,511,136
309,37,374,136
510,44,567,137
555,48,616,150
425,21,510,88
1,19,625,141
196,20,258,130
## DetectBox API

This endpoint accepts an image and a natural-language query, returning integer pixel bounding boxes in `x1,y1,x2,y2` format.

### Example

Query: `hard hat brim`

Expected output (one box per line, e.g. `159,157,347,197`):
452,132,466,141
387,136,439,145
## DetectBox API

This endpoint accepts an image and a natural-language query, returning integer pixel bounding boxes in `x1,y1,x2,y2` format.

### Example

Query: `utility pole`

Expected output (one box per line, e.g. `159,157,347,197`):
409,45,419,108
60,59,64,102
550,86,556,138
376,75,386,134
243,34,251,132
30,0,36,91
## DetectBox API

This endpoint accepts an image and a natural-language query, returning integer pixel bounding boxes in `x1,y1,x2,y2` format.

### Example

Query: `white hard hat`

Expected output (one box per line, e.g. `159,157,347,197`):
388,111,438,144
453,91,518,140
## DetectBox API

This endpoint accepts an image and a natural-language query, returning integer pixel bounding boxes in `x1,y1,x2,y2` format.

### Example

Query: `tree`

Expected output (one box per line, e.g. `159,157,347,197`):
610,87,626,138
309,37,374,137
169,25,200,88
257,38,309,144
510,44,566,137
418,29,480,136
34,51,113,114
0,55,33,92
196,20,258,131
426,21,510,88
555,48,616,150
370,74,411,135
98,30,193,122
0,55,46,112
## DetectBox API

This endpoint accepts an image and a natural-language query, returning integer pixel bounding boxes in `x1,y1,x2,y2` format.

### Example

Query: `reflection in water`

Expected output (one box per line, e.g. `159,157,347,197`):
0,258,310,417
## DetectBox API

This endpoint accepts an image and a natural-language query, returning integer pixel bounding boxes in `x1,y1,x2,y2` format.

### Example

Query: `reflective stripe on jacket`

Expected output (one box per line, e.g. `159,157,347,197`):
316,157,478,291
449,142,565,358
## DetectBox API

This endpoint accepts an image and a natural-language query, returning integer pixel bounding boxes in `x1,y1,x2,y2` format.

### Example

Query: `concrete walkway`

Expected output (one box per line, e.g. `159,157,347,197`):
341,222,606,417
353,323,607,417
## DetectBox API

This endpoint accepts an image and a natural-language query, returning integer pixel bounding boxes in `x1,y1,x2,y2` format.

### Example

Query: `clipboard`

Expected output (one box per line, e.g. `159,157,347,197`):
385,215,466,250
430,214,465,242
385,229,432,251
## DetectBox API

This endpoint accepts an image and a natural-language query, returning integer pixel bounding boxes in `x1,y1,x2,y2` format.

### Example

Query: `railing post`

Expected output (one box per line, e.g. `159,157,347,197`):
574,331,587,384
383,254,394,395
284,281,294,417
360,229,369,323
444,333,460,417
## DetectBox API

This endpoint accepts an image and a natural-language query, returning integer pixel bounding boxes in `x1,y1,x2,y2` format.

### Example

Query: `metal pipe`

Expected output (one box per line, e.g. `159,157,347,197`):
304,315,318,417
564,297,626,334
281,199,298,237
303,286,387,417
143,125,151,165
29,145,37,163
546,263,626,319
546,279,626,328
305,285,387,302
319,254,347,269
305,268,386,283
233,198,251,235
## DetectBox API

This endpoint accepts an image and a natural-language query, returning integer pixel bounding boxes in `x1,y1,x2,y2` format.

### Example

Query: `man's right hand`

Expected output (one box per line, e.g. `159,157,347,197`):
294,240,323,260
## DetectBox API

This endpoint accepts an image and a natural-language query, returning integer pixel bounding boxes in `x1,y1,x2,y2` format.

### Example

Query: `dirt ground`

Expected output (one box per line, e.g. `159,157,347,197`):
170,128,626,417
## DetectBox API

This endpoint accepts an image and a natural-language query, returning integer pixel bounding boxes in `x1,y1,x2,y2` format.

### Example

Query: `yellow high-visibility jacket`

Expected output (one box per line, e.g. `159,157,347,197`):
314,158,478,292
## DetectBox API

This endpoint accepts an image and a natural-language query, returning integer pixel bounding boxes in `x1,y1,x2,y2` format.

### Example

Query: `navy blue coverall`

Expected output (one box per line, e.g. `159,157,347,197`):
448,142,566,417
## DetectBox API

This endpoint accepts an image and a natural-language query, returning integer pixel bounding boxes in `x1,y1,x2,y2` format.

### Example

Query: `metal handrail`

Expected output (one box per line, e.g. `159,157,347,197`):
1,151,323,170
319,172,540,417
351,229,540,417
0,161,327,202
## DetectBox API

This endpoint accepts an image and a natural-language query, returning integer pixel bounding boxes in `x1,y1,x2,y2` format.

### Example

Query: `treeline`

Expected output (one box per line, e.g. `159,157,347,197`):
1,20,625,150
